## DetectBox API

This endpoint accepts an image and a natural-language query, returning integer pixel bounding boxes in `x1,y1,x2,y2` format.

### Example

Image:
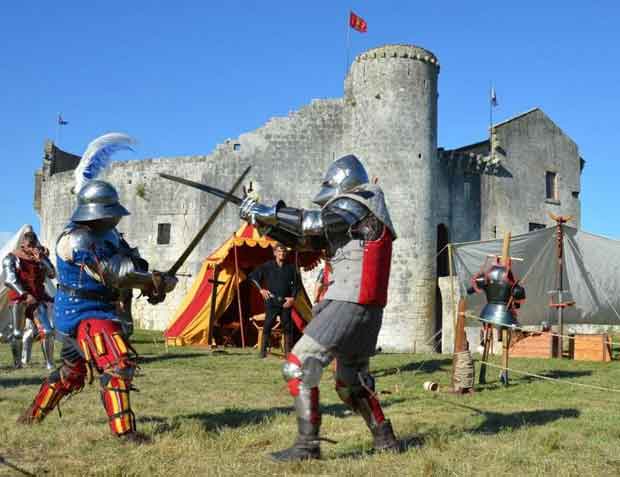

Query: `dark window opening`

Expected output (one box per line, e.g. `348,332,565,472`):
492,226,497,238
233,143,241,151
572,191,580,199
529,222,546,232
157,223,171,245
546,171,558,200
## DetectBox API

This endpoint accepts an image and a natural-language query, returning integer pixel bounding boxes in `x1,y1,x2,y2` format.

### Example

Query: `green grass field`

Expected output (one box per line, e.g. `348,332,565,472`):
2,330,620,476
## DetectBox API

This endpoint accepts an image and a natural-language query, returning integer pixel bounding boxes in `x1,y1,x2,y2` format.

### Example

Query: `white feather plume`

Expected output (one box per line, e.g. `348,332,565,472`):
73,132,136,193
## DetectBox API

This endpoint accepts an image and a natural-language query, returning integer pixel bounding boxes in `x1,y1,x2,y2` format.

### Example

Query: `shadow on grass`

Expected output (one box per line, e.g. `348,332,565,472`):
471,408,580,434
143,399,404,435
0,376,44,388
374,358,453,378
476,369,593,391
138,352,208,364
336,406,579,459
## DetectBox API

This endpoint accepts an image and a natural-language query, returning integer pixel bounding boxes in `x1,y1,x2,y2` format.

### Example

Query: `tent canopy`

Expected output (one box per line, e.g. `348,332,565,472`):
452,226,620,327
164,223,321,346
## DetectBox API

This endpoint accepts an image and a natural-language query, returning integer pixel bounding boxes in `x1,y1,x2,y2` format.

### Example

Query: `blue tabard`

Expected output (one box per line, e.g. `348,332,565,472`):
54,225,118,335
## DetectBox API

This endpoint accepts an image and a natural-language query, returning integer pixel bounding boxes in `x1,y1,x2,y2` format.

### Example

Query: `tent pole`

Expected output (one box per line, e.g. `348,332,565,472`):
233,239,246,348
207,265,219,348
549,213,574,358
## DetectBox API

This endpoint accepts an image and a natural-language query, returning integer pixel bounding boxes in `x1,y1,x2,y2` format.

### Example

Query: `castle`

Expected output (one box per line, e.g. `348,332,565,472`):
34,44,583,352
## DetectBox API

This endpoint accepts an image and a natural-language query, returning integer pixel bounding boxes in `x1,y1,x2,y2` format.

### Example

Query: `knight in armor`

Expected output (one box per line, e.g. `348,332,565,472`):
239,154,399,461
2,225,56,369
18,179,177,439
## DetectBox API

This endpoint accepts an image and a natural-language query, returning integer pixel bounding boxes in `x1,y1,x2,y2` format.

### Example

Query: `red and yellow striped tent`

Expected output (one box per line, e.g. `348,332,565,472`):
164,223,320,347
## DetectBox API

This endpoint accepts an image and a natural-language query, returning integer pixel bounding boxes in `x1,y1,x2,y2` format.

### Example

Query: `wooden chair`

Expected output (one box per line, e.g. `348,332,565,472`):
250,313,283,351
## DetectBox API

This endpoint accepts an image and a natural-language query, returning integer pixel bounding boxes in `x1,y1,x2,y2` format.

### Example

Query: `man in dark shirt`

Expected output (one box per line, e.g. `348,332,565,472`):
249,243,299,358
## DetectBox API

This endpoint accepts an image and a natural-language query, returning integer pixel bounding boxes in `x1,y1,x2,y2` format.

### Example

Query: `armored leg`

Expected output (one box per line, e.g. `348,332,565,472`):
18,343,86,424
77,319,138,437
270,335,333,462
21,320,37,366
335,358,399,452
9,303,26,368
36,304,55,370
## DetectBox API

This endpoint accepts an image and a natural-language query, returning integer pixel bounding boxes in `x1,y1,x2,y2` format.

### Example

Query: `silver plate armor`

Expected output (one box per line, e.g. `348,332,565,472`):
313,154,370,206
3,253,27,296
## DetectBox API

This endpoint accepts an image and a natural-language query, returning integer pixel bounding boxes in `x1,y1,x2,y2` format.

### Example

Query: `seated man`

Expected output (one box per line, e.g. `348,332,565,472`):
248,243,299,357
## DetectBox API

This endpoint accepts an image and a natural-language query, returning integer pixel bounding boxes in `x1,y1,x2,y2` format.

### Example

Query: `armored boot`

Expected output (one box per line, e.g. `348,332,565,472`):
352,395,399,451
18,361,86,425
270,388,321,462
336,379,399,452
21,326,36,367
270,418,321,462
41,334,55,370
10,339,23,369
371,420,399,451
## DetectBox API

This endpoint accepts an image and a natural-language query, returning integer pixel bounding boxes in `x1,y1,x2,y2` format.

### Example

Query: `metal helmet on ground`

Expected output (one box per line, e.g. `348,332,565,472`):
70,180,130,223
313,154,369,206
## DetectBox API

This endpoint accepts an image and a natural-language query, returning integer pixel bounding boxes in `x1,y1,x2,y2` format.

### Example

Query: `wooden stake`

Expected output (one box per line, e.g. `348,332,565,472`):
500,328,512,385
501,232,512,266
479,325,492,385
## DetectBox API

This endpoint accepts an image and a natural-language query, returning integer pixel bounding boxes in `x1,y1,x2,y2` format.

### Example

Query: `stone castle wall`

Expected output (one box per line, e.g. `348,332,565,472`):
37,44,583,353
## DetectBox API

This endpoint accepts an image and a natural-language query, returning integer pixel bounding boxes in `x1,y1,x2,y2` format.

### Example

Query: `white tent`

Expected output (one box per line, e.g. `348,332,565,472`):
451,226,620,327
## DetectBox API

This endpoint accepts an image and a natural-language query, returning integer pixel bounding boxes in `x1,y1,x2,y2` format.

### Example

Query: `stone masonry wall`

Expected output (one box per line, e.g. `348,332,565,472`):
39,98,345,331
343,45,440,351
481,109,581,240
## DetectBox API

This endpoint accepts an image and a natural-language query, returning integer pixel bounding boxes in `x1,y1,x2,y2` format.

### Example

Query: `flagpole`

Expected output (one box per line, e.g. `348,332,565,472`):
345,10,351,78
489,82,493,133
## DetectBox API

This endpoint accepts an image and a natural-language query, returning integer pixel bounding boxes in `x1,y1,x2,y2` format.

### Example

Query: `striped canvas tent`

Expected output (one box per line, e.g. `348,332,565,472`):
164,223,320,347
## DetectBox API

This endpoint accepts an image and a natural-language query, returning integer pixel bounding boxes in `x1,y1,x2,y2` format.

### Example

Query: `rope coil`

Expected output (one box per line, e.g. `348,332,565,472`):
453,350,475,391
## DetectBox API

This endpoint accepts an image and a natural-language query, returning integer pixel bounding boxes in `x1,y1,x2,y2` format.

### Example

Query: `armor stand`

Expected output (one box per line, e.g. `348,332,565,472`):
478,325,493,385
499,328,511,386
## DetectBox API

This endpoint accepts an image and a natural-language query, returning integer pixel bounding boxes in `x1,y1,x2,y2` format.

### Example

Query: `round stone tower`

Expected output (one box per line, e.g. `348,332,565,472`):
343,44,440,352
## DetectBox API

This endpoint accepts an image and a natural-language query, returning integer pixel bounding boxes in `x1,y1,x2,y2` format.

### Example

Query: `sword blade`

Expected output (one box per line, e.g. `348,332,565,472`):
159,173,244,206
166,166,251,276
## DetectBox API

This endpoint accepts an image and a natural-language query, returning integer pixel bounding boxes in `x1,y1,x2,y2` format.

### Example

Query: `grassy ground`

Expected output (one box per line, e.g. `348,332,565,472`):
2,331,620,476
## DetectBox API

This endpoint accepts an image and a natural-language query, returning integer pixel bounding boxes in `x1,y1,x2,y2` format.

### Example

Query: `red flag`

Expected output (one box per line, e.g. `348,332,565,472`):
349,11,367,33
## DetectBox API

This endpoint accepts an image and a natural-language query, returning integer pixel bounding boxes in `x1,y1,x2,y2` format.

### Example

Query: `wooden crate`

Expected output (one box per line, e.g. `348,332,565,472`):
510,332,557,358
572,334,612,362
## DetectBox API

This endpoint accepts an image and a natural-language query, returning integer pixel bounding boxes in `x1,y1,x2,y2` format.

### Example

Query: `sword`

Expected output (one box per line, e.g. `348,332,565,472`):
159,173,244,206
165,166,251,276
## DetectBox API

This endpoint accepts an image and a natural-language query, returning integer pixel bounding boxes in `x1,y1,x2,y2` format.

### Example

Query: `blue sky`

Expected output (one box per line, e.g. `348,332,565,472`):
1,1,619,247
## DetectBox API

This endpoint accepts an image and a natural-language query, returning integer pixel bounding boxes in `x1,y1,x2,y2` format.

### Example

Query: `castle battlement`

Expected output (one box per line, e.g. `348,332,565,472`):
354,44,440,69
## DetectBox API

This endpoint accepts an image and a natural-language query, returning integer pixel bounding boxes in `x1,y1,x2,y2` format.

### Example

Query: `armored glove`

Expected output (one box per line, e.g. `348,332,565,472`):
239,197,278,227
146,272,178,305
